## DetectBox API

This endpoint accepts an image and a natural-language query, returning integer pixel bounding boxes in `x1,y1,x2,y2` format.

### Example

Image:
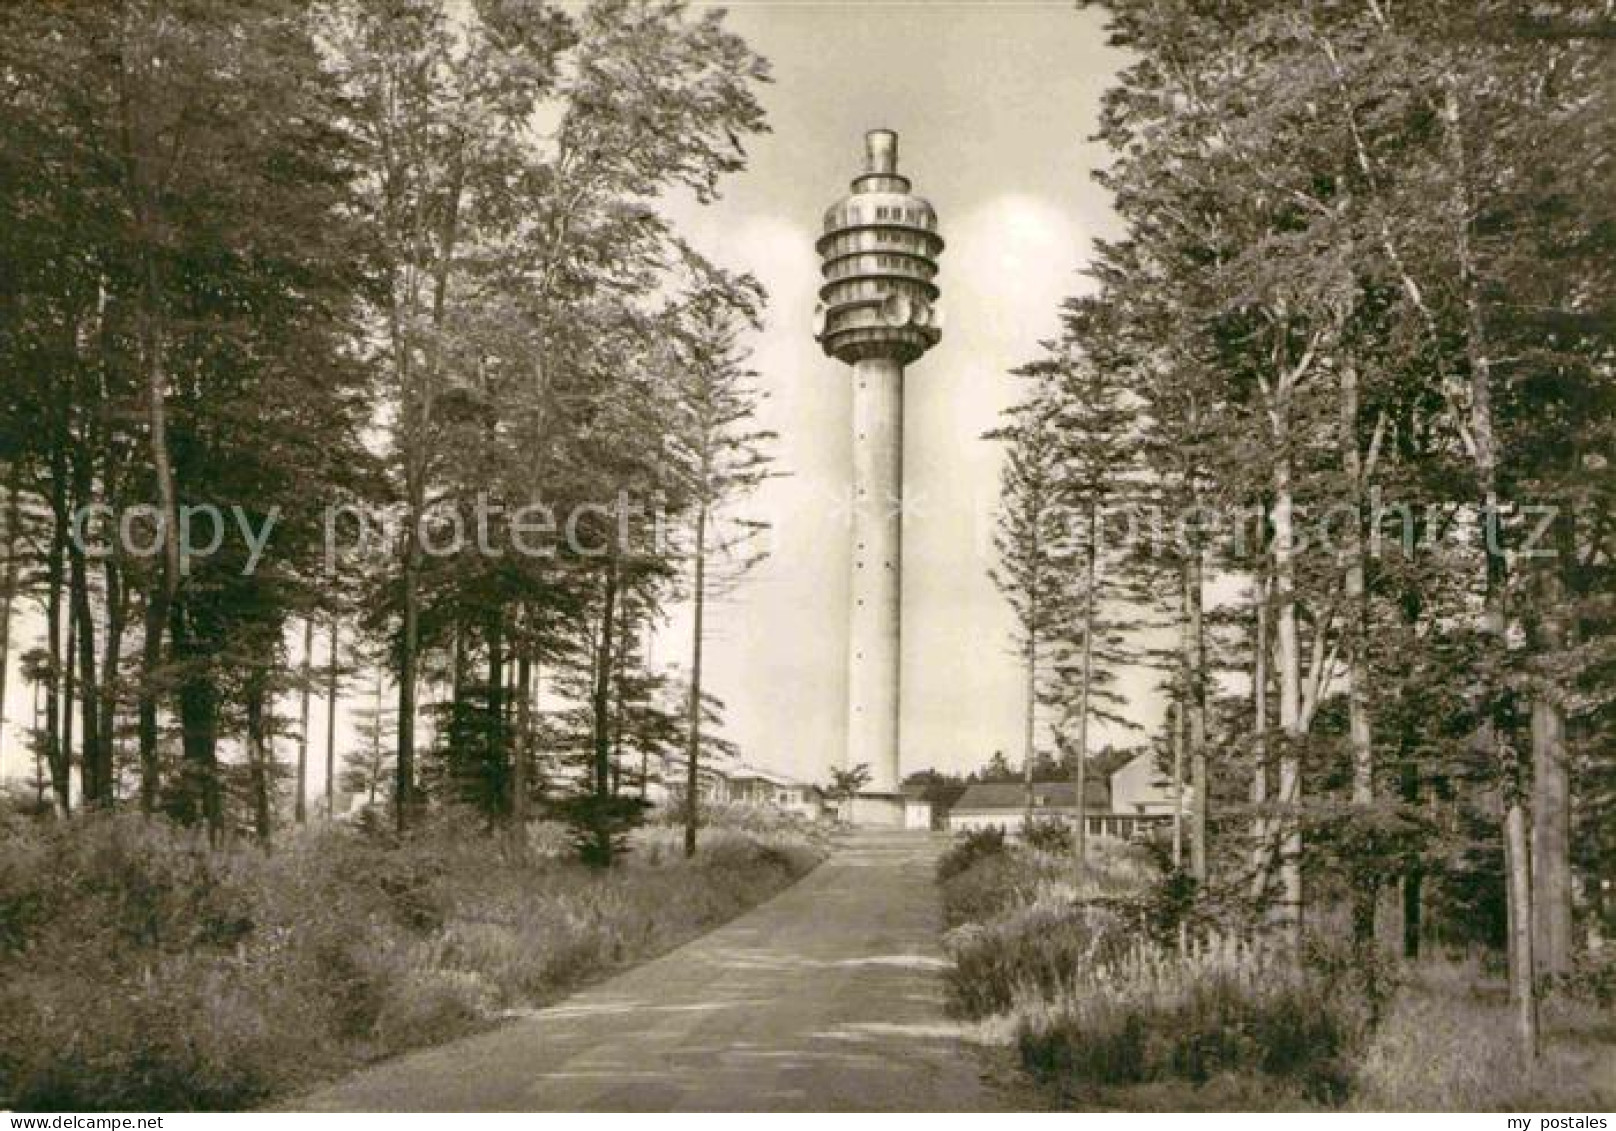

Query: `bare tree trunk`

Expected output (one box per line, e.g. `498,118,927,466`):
488,605,506,815
116,18,181,818
1344,617,1373,804
685,502,707,858
326,620,339,820
1400,752,1424,959
44,447,70,818
1071,500,1096,878
1530,688,1571,979
1477,326,1539,1054
513,640,532,834
591,554,620,864
1444,74,1538,1060
138,253,181,665
1504,784,1540,1055
97,555,125,808
396,520,420,830
70,533,104,805
296,617,312,823
246,673,273,845
392,134,462,832
1342,364,1374,809
450,618,466,732
610,606,628,799
65,343,109,807
1273,455,1304,943
171,603,222,835
137,580,163,812
1251,569,1272,901
0,463,19,764
367,667,385,808
1341,363,1377,944
63,588,77,812
137,239,183,820
1184,552,1208,882
33,683,47,808
639,609,652,793
1531,558,1573,979
1171,698,1184,870
1023,601,1037,821
531,658,544,797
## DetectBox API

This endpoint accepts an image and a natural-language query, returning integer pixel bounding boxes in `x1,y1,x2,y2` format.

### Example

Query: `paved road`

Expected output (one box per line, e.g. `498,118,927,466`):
292,830,1022,1111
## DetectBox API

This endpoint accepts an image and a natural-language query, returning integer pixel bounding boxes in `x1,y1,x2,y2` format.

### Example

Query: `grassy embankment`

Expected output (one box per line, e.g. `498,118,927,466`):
937,829,1614,1111
0,804,825,1110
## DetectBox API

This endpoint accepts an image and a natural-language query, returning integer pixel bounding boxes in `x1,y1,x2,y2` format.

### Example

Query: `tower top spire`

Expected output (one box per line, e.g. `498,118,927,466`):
864,128,898,175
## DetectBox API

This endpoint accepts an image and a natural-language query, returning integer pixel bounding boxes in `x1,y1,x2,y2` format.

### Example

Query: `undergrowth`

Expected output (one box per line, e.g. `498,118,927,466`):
0,808,821,1110
936,833,1611,1110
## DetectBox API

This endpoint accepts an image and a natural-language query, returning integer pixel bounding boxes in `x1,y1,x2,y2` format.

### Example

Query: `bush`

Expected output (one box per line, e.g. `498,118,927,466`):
1022,816,1072,855
1015,933,1378,1105
0,809,822,1110
372,967,492,1050
550,793,650,867
1570,946,1616,1009
937,825,1007,881
940,849,1035,927
945,897,1139,1016
1350,961,1615,1110
646,798,822,838
933,823,1417,1108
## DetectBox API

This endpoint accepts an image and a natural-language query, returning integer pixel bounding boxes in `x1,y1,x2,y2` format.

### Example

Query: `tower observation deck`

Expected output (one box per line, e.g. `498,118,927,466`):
813,130,943,802
813,128,944,365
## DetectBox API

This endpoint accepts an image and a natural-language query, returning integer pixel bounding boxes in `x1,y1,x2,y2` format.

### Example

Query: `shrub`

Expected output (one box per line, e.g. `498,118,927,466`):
937,825,1007,881
1022,816,1072,855
1350,961,1615,1110
945,897,1138,1016
550,793,650,867
939,849,1034,927
1143,866,1199,944
647,798,820,838
940,835,1159,931
1570,946,1616,1009
0,810,822,1110
372,967,491,1050
934,826,1408,1107
1015,933,1377,1105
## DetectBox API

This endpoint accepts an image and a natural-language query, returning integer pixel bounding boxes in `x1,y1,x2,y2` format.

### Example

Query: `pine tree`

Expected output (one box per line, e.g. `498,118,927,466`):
341,665,397,816
663,261,772,855
988,390,1064,817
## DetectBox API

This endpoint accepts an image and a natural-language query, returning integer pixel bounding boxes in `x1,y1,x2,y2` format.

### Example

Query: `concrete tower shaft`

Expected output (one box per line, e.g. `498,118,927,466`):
846,356,903,790
813,130,943,797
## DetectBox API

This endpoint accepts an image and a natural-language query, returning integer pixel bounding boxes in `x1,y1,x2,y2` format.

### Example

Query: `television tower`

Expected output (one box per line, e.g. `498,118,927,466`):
813,129,943,796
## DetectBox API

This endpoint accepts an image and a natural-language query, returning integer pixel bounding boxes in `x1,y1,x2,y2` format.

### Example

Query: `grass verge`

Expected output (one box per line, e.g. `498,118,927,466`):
936,832,1614,1111
0,808,825,1110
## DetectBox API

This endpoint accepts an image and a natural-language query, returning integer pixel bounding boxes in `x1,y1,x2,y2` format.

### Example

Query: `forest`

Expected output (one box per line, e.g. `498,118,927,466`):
0,0,803,1109
0,0,775,854
1,0,1611,1114
979,0,1613,1104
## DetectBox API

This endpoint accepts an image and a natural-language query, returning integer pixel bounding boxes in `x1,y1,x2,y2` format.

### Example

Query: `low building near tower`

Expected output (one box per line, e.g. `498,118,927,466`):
945,752,1182,840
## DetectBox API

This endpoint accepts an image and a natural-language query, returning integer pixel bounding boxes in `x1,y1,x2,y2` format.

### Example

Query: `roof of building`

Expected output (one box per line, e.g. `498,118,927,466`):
952,780,1109,812
726,764,820,792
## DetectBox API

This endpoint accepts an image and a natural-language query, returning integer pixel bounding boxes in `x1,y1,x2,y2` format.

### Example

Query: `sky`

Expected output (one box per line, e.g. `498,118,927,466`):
0,0,1153,795
654,0,1150,783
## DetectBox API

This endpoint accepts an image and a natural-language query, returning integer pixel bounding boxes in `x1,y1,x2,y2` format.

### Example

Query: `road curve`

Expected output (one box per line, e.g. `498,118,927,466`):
291,829,1021,1111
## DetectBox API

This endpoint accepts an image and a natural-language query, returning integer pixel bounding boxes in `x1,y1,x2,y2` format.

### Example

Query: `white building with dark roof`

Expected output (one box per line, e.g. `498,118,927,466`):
946,752,1182,840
